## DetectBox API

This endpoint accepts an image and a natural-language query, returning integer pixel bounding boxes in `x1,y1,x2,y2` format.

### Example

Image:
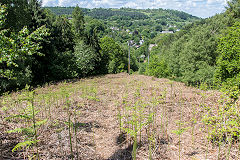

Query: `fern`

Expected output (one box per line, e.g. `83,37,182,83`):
35,119,47,127
5,114,33,121
12,140,39,152
8,127,35,136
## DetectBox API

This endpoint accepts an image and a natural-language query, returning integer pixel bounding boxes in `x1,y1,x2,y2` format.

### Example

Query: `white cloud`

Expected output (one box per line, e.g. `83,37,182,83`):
41,0,228,18
124,2,138,8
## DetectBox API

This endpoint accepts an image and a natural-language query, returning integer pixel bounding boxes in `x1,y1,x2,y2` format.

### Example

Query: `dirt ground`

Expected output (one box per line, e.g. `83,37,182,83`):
0,73,237,160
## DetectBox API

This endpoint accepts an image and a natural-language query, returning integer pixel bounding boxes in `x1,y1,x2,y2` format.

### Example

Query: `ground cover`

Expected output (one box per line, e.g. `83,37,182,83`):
0,73,239,160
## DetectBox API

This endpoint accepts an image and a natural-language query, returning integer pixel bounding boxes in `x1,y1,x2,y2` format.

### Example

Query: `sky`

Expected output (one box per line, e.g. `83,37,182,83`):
42,0,229,18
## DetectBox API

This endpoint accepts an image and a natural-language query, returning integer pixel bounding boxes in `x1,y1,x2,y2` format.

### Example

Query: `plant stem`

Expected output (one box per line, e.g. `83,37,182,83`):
67,100,73,159
133,132,137,160
31,92,39,159
74,108,79,160
218,139,222,160
178,123,181,160
149,137,152,160
227,135,233,160
205,125,209,160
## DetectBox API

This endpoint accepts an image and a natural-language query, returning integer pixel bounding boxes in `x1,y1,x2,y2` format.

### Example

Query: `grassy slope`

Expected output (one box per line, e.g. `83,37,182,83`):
1,73,236,160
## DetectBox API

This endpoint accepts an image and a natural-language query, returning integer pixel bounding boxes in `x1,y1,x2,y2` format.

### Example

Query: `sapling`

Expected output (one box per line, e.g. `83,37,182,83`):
117,102,123,133
45,93,52,121
148,132,154,160
132,113,138,160
60,86,74,159
167,80,174,99
150,90,159,132
172,121,190,160
56,127,65,156
238,134,240,159
217,134,223,160
191,104,197,147
226,134,233,160
147,111,155,160
66,96,74,159
138,100,146,144
122,99,146,160
74,103,81,160
6,86,47,159
161,89,167,137
202,110,214,160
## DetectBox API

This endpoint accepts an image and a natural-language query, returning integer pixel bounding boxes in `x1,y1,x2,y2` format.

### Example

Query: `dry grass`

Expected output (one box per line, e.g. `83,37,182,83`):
0,73,239,160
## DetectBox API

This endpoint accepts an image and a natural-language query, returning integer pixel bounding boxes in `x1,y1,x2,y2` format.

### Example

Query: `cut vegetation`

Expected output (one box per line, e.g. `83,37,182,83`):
1,73,240,160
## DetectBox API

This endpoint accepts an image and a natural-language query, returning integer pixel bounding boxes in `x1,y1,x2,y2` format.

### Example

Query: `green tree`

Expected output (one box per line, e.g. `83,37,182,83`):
0,0,31,31
85,19,104,53
0,5,49,92
28,0,49,30
155,25,162,32
52,16,74,52
85,19,105,38
149,13,227,85
226,0,240,19
100,36,127,73
72,5,85,40
146,55,169,78
214,21,240,87
74,41,101,76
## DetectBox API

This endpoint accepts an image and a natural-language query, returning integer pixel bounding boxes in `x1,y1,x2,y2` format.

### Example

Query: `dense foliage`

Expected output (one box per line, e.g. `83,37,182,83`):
45,7,200,42
215,21,240,85
0,4,49,92
0,1,147,93
214,21,240,99
4,0,240,98
148,14,228,85
100,36,128,74
147,0,240,97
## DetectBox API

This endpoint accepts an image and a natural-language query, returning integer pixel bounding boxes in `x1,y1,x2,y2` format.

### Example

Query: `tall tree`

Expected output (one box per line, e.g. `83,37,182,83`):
28,0,49,30
100,36,127,73
0,0,31,31
72,5,85,40
214,21,240,85
227,0,240,18
52,16,74,52
0,4,49,92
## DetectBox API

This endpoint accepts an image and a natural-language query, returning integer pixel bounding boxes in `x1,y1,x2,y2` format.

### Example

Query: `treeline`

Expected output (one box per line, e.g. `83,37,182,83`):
0,1,138,93
45,7,149,20
45,7,199,21
44,7,90,16
45,7,199,32
88,8,148,20
147,0,240,98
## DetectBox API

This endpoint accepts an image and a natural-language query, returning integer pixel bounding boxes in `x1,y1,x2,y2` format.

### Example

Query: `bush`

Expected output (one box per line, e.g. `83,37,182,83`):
48,51,78,80
214,21,240,99
100,36,127,74
138,63,147,75
145,55,169,78
74,41,101,76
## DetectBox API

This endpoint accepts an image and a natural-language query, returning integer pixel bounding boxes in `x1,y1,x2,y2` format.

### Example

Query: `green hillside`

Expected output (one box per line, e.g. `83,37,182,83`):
44,7,200,34
147,0,240,99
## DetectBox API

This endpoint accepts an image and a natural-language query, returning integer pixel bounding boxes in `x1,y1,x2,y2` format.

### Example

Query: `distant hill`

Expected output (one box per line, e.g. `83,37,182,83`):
44,7,200,21
43,7,200,35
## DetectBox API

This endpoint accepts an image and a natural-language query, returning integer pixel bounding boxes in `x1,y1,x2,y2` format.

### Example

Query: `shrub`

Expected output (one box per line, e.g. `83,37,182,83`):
145,55,169,78
74,41,101,76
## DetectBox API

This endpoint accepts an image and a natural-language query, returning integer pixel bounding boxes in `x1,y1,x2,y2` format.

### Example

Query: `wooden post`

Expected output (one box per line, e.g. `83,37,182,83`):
148,48,149,65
